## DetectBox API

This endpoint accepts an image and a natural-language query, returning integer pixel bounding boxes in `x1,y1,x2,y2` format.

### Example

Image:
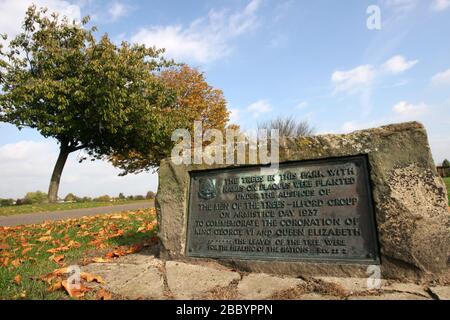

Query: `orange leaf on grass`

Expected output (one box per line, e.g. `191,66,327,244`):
47,246,70,254
0,243,10,250
51,254,65,263
21,247,33,255
14,274,22,285
37,236,52,242
10,258,23,268
1,257,10,267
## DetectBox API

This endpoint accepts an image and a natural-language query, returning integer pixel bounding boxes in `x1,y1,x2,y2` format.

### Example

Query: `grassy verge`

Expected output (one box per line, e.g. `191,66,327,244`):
0,199,152,216
0,208,157,300
444,177,450,205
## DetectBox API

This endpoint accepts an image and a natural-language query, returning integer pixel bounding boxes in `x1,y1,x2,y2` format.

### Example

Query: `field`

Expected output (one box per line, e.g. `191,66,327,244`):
0,199,150,216
0,208,157,299
445,177,450,204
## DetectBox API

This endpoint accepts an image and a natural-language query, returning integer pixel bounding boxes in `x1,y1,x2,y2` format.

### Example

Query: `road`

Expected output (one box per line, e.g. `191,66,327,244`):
0,201,154,227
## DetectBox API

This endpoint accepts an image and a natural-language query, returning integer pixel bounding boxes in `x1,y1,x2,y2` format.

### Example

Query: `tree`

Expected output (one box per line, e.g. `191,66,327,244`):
146,191,156,199
24,191,47,204
64,193,78,202
110,64,230,175
258,116,315,138
94,195,111,202
0,6,179,202
118,193,125,200
443,159,450,177
0,199,14,207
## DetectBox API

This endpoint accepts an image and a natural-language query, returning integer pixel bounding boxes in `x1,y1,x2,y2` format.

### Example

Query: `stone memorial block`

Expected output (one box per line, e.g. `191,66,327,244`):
156,122,450,280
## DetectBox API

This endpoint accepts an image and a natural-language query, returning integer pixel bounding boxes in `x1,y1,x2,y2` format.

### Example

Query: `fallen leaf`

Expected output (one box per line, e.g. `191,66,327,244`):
96,288,112,300
14,274,22,285
62,280,90,298
10,258,22,268
47,246,70,254
51,267,69,276
0,243,10,250
48,279,63,292
81,272,104,283
1,257,10,267
21,247,33,255
37,236,52,242
67,240,81,248
51,254,65,263
127,244,143,254
92,257,111,263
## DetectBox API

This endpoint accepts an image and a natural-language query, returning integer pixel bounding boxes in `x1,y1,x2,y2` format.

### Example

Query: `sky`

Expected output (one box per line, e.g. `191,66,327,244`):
0,0,449,199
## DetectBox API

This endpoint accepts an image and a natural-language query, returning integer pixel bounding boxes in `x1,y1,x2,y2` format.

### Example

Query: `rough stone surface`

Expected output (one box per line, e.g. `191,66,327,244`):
429,286,450,300
237,273,305,300
165,260,240,299
315,276,385,294
82,254,165,299
299,293,341,300
157,122,450,280
80,254,449,300
383,282,430,297
348,293,430,300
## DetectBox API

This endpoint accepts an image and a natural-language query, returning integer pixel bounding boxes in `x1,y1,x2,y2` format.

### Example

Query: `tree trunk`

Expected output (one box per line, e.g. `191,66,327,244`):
48,145,70,203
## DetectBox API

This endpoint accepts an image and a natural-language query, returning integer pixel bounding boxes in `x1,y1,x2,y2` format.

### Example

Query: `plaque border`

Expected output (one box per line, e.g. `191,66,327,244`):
185,154,381,265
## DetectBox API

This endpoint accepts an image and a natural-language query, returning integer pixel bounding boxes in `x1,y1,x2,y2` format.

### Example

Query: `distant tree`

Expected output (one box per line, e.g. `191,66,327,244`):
443,159,450,177
15,199,25,206
64,193,78,202
0,199,14,207
80,196,92,203
146,191,156,200
94,195,111,202
24,191,47,204
134,195,145,200
127,195,134,201
118,193,125,200
258,116,314,138
0,6,181,202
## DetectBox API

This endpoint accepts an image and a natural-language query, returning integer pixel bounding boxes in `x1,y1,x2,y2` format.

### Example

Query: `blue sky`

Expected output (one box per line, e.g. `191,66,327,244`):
0,0,449,198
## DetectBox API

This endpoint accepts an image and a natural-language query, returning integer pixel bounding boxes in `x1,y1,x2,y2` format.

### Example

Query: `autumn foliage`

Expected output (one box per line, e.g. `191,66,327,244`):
111,65,230,175
0,208,157,299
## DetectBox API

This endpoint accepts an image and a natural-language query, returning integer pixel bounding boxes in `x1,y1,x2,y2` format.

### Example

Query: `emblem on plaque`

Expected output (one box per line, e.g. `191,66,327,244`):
198,177,216,200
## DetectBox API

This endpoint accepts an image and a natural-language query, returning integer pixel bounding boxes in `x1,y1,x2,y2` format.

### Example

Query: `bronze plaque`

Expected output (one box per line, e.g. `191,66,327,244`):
186,155,380,264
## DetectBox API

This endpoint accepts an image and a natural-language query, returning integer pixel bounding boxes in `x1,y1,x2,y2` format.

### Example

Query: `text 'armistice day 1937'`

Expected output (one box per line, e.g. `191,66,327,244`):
186,156,380,264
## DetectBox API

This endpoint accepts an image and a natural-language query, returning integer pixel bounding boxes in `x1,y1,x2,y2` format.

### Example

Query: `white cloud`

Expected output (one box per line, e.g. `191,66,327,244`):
431,0,450,11
331,55,417,94
296,101,308,109
431,68,450,86
382,55,418,74
331,65,375,94
392,101,428,116
246,100,272,118
0,140,157,199
130,0,261,64
108,1,128,21
0,0,81,41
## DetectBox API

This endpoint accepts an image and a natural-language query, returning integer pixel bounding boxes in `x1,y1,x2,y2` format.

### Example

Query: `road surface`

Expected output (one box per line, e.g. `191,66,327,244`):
0,201,154,227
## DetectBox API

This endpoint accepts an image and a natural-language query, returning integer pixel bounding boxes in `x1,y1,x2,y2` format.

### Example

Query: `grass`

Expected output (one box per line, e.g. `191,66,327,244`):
0,208,157,300
0,199,152,216
444,177,450,205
